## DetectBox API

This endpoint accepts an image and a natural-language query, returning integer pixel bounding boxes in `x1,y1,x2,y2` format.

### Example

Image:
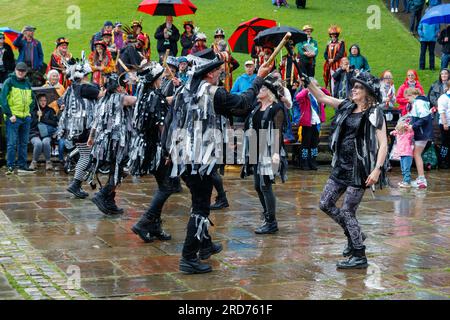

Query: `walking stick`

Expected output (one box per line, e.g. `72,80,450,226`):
265,32,292,66
162,48,175,79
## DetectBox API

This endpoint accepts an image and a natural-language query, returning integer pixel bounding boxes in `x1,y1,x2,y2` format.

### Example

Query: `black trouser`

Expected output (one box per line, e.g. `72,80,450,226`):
253,168,276,219
419,41,436,69
211,168,226,198
145,165,180,219
319,178,366,249
440,125,450,167
301,125,320,159
181,172,214,259
301,62,315,78
409,10,422,33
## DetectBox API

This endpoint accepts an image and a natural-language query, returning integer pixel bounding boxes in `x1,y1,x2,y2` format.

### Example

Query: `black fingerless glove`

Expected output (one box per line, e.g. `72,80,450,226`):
300,73,311,86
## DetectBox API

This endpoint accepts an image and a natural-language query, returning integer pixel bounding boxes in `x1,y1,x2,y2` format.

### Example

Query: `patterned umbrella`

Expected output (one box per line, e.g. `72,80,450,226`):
138,0,197,17
0,27,19,50
228,17,277,54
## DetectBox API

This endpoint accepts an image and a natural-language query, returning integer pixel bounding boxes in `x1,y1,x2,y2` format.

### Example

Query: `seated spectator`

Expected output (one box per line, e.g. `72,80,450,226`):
348,44,370,73
380,70,396,110
29,94,58,171
44,69,66,113
332,57,354,99
396,69,424,116
295,79,329,170
428,68,449,111
190,33,208,54
437,79,450,169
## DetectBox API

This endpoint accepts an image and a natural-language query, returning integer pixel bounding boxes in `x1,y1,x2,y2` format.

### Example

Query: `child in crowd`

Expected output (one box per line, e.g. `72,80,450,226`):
391,118,414,188
405,88,434,189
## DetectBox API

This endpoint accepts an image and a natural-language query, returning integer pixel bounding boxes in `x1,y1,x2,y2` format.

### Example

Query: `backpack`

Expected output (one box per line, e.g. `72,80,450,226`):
422,142,438,170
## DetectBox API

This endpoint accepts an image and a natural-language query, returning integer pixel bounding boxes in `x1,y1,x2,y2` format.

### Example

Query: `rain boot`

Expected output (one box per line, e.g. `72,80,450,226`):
308,148,318,170
67,179,89,199
255,212,278,234
105,192,124,215
336,247,368,269
199,240,223,260
92,185,114,215
210,192,229,210
299,147,310,170
132,215,171,242
179,256,212,274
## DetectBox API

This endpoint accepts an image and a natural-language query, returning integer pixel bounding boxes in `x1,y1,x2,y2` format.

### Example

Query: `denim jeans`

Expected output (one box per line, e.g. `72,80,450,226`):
31,136,51,161
409,10,423,33
402,0,409,12
400,156,413,183
390,0,399,8
58,138,65,161
5,116,31,168
420,41,436,69
441,53,450,70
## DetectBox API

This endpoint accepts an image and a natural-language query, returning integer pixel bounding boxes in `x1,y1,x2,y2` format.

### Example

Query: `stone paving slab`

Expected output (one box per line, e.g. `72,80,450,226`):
0,166,450,300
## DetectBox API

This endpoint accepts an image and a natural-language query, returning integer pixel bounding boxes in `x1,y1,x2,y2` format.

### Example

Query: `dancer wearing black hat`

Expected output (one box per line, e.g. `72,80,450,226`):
303,71,389,269
166,54,273,274
87,74,137,215
129,62,174,242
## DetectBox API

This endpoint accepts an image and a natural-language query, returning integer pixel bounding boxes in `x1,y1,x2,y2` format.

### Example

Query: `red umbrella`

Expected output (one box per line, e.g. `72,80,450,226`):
138,0,197,16
228,17,277,54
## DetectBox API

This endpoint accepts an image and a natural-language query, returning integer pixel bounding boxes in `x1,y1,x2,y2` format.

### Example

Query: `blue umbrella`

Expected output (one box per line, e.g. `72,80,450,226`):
420,4,450,24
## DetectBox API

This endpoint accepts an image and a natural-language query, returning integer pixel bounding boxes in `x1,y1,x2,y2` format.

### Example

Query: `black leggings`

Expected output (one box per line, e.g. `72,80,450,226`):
253,169,276,218
319,178,365,249
301,125,320,149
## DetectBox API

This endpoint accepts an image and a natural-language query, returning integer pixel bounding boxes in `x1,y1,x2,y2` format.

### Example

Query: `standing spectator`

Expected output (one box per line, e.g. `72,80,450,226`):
13,26,43,72
154,16,180,62
216,41,239,92
409,0,425,35
405,88,433,188
29,94,58,171
0,31,15,84
296,25,318,77
211,28,227,53
0,62,35,174
380,70,396,110
190,33,208,54
295,79,329,170
437,79,450,168
396,69,424,115
428,68,449,111
402,0,410,12
180,20,195,56
102,30,117,60
88,41,115,86
332,57,355,99
323,25,346,92
112,22,126,53
231,60,257,94
90,21,114,51
46,37,72,87
418,17,440,70
390,0,400,12
131,21,151,57
390,119,415,187
348,44,370,73
438,24,450,69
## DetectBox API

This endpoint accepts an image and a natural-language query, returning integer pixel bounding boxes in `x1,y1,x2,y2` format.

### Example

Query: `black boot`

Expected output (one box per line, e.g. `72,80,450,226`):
92,186,114,215
199,242,223,260
105,192,124,215
299,148,311,170
131,215,171,242
210,193,229,210
308,148,318,170
343,232,367,257
67,179,89,199
255,212,278,234
179,256,212,274
336,247,368,269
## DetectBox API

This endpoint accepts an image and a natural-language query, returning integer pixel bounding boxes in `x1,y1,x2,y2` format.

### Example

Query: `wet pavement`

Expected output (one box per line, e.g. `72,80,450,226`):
0,165,449,300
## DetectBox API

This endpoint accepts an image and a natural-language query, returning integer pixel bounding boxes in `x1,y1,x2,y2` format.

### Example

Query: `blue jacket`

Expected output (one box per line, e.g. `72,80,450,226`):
409,0,425,12
13,33,44,71
418,21,440,42
230,73,256,94
428,0,442,7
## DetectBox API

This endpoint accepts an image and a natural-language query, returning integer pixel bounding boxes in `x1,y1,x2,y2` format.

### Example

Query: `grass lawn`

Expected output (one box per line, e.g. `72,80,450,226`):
0,0,442,120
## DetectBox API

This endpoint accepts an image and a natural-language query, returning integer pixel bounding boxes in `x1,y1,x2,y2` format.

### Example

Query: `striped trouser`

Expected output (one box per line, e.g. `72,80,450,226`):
74,142,91,181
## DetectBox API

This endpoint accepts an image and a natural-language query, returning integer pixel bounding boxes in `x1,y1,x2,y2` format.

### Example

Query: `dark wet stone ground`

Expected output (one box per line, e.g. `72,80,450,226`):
0,165,449,300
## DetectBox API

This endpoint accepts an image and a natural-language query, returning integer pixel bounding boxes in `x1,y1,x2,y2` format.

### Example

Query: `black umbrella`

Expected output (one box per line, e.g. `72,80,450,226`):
32,86,60,104
254,26,307,48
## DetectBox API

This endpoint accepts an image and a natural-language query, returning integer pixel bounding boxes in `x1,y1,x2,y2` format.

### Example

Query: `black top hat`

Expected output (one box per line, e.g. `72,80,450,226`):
193,58,224,78
55,37,69,47
192,48,216,60
350,72,382,103
262,74,282,99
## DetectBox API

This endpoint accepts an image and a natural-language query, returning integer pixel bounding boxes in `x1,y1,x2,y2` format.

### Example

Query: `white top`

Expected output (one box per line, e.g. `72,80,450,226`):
310,94,321,125
437,91,450,125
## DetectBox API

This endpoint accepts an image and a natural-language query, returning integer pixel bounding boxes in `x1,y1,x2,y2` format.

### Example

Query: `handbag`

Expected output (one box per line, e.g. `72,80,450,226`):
38,122,57,138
